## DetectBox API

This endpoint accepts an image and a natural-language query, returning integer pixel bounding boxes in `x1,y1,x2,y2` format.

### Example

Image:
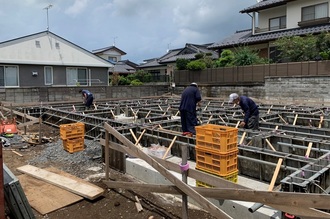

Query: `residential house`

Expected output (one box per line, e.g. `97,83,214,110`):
209,0,330,61
139,43,218,82
0,31,113,87
92,46,137,75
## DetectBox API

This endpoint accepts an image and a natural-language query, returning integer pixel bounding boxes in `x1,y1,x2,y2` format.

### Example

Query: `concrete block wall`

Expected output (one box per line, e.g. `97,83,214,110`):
1,76,330,106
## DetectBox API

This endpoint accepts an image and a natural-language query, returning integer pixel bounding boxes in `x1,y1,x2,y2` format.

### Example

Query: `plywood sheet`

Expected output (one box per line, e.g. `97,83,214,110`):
17,165,104,200
17,174,83,215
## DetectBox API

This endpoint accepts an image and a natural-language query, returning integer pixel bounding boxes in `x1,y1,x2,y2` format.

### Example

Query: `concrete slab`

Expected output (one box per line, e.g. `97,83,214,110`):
126,157,281,219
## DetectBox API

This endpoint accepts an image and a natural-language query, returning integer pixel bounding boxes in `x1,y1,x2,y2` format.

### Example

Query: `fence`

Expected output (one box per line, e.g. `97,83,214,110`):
174,60,330,86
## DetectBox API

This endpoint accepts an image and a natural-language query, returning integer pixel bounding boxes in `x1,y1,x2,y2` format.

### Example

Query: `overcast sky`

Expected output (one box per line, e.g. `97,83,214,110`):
0,0,257,64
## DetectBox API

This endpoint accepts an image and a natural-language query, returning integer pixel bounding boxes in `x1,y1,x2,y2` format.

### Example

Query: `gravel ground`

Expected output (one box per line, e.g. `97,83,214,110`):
28,139,104,179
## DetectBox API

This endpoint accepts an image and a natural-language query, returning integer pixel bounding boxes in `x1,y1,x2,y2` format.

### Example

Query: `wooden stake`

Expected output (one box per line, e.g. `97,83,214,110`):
265,139,276,152
239,132,246,145
305,142,313,158
318,115,324,128
235,121,240,128
135,129,146,146
12,150,23,157
293,114,298,125
162,136,177,159
129,129,138,143
268,158,283,191
207,115,213,124
278,114,288,124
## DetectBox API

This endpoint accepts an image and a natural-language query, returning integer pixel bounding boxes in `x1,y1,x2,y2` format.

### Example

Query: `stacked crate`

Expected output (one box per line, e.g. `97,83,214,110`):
60,122,85,153
195,124,238,187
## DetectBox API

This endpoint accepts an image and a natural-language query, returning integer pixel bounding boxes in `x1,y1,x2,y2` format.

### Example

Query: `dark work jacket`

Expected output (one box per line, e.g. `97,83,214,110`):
179,85,202,112
82,90,93,97
239,96,259,124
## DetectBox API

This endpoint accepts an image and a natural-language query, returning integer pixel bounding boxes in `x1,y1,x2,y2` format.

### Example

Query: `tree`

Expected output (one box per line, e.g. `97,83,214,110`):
274,35,318,62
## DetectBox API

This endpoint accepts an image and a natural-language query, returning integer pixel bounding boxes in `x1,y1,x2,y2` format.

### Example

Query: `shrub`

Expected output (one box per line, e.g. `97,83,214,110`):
176,58,190,70
186,60,206,71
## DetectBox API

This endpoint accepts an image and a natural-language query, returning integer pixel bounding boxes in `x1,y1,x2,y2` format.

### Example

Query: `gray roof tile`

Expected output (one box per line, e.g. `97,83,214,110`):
208,24,330,49
240,0,294,13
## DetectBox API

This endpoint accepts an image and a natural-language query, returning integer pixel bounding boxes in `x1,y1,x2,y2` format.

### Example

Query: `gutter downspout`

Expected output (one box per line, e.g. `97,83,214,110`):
247,12,255,35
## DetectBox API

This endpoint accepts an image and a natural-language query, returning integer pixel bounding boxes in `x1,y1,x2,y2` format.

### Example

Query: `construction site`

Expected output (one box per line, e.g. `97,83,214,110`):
0,92,329,219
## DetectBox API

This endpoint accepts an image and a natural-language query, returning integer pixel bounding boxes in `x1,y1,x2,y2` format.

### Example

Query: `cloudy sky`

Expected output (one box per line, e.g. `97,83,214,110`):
0,0,257,64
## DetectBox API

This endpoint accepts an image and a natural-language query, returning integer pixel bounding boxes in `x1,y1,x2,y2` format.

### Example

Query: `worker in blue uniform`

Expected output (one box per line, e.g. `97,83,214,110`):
229,93,259,130
79,89,94,110
179,82,202,136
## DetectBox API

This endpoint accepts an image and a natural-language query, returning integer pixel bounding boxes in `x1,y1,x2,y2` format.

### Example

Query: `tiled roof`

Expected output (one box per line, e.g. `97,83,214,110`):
208,24,330,49
113,61,136,74
139,44,218,68
240,0,295,13
92,46,126,55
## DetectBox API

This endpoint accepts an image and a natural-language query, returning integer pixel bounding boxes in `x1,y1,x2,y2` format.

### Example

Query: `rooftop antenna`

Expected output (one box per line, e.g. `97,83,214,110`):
113,36,118,46
43,4,53,31
167,43,171,52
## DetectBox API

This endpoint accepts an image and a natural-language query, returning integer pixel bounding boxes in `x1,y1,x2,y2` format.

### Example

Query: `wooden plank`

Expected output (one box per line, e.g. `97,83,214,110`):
102,139,251,190
18,174,83,215
305,142,313,158
162,136,177,159
134,196,143,212
101,140,330,218
17,165,104,200
103,181,330,209
235,121,240,128
17,118,40,128
104,123,233,219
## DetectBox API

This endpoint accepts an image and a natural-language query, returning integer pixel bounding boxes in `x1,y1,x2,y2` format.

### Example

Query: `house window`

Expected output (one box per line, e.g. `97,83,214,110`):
55,42,60,49
66,67,88,86
0,66,19,87
108,56,117,62
44,66,53,85
269,16,286,31
35,40,41,48
302,3,328,21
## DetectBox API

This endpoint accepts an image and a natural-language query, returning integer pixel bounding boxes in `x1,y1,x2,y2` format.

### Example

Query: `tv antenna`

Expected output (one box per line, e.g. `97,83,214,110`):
113,36,118,46
43,4,53,31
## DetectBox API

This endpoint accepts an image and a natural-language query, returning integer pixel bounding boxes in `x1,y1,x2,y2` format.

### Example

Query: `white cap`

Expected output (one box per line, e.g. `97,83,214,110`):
228,93,239,103
191,82,197,86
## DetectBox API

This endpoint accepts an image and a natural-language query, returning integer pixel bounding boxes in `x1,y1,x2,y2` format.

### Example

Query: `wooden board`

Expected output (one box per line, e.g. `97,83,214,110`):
17,165,104,200
17,174,83,215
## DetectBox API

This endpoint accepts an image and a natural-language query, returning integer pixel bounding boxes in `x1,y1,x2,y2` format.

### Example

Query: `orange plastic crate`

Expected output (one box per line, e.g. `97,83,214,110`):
196,170,238,187
195,148,238,176
196,124,238,153
62,137,85,153
60,122,85,140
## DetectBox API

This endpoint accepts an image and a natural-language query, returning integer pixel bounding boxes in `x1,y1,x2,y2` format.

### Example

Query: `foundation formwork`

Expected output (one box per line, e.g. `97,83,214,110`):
8,96,330,219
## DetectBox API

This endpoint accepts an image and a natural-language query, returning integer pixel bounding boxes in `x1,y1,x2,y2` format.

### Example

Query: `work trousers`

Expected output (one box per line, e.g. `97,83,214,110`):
180,110,197,134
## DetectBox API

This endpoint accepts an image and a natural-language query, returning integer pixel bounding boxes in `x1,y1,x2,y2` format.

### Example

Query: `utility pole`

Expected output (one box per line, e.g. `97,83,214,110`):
44,4,53,31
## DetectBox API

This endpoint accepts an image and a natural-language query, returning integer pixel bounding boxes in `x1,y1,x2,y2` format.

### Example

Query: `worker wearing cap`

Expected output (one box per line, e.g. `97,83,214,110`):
79,89,94,110
229,93,259,130
179,82,202,136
